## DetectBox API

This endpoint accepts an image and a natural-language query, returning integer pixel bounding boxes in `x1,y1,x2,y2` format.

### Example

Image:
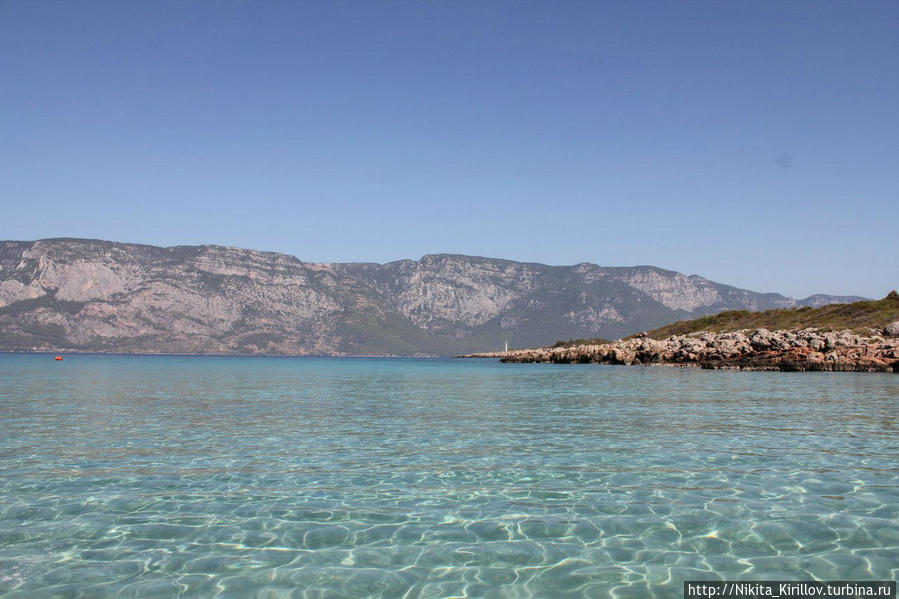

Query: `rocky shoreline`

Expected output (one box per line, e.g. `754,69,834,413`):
465,325,899,372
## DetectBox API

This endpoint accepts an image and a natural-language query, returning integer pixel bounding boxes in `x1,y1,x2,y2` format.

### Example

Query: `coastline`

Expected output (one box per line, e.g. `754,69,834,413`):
463,327,899,372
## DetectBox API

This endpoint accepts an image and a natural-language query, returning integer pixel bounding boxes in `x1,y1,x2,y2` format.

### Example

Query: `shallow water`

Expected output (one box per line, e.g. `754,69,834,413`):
0,354,897,598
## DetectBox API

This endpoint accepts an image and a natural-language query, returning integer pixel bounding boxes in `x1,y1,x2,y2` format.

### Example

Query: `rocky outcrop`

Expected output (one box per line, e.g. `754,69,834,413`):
0,239,868,356
471,329,899,372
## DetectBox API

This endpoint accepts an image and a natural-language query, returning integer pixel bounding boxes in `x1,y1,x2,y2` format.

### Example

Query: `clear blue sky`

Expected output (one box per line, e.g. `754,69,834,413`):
1,1,896,299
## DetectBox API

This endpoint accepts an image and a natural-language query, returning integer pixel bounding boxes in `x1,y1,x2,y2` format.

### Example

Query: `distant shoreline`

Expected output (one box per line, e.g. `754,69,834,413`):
0,350,442,359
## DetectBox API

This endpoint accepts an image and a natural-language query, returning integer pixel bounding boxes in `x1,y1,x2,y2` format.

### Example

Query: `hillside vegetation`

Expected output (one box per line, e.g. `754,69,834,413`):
548,337,612,348
633,291,899,340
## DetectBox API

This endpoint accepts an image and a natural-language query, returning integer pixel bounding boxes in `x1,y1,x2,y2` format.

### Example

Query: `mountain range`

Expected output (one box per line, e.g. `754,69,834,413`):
0,238,865,355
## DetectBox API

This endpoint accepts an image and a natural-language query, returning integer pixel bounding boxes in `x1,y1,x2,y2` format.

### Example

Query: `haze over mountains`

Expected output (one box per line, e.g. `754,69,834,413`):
0,239,865,356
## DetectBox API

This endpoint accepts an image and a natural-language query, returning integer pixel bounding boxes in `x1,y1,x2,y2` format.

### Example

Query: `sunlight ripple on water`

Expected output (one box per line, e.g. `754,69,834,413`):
0,355,897,598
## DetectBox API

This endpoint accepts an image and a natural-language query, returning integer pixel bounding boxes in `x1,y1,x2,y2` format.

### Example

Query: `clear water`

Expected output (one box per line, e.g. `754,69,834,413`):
0,355,897,598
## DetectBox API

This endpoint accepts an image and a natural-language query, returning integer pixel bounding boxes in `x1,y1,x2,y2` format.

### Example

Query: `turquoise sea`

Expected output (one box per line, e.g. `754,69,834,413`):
0,354,897,598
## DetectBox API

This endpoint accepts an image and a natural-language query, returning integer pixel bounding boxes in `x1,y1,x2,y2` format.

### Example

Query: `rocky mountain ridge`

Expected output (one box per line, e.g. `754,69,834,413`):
0,238,866,356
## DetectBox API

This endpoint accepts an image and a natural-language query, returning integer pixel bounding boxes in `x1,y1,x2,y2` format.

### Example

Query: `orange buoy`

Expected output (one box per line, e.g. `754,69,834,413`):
54,356,63,361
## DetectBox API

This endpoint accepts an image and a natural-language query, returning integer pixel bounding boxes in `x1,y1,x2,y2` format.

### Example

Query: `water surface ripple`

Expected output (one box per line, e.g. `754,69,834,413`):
0,355,897,597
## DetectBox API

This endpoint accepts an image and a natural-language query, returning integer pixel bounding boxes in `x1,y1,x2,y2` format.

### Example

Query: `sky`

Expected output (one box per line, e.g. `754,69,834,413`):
1,1,897,299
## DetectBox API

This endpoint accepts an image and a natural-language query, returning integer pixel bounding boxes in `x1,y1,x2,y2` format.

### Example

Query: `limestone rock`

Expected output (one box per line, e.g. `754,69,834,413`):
490,328,898,373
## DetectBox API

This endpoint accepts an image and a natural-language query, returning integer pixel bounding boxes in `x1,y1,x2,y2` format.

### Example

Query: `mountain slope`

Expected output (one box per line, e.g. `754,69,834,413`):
0,238,866,355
